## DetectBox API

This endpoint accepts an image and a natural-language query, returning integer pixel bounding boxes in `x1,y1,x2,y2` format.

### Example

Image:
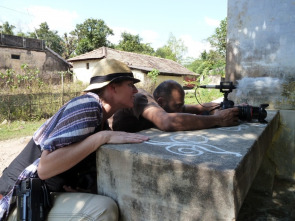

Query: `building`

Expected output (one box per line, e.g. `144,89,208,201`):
0,34,71,83
67,47,198,89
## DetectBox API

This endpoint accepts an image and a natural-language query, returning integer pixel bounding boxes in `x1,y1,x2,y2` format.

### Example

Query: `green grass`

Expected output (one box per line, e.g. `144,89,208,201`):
185,88,224,104
0,119,46,141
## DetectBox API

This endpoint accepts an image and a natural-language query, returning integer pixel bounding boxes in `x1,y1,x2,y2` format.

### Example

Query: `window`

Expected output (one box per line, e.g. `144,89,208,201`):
86,63,89,69
11,54,20,59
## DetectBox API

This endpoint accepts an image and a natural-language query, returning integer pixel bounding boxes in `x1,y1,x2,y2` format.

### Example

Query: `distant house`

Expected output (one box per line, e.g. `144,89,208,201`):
0,34,72,83
67,47,198,88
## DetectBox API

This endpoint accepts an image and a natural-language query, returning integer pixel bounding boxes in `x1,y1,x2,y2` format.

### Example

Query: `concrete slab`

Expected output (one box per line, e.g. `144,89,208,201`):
96,110,279,221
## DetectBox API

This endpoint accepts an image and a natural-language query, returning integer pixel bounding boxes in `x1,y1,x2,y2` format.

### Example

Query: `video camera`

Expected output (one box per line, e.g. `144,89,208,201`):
14,178,52,221
200,82,269,123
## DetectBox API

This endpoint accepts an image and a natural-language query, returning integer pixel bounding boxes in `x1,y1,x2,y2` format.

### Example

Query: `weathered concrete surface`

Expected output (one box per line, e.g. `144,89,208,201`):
96,111,279,221
267,110,295,180
249,110,295,195
226,0,295,110
226,0,295,187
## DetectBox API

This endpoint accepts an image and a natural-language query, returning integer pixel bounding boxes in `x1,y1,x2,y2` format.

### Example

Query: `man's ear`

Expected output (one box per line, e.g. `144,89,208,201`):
106,83,116,93
156,97,164,107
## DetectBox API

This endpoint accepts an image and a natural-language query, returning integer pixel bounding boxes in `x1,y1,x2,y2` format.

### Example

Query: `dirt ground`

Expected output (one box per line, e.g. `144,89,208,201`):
0,136,31,173
0,137,294,220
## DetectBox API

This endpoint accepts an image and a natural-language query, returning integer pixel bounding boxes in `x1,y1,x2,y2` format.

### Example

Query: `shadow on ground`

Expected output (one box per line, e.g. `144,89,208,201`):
237,178,295,221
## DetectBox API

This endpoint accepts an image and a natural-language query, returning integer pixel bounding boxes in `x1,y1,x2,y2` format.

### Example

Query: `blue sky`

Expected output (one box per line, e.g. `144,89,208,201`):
0,0,227,58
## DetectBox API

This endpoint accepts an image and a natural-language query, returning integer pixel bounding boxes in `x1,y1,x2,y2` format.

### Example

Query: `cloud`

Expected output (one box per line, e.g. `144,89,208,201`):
140,30,159,46
180,34,212,58
26,6,78,34
109,29,211,59
205,16,220,27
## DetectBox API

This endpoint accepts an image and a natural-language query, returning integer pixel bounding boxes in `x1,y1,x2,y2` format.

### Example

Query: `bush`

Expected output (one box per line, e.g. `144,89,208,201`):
0,65,85,122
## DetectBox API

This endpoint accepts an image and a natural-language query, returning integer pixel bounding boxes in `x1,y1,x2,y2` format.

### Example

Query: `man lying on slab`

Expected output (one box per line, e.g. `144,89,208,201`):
111,80,239,132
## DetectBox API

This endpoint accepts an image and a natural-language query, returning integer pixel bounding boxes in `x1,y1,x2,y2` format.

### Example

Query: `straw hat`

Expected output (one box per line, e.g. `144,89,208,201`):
84,58,140,92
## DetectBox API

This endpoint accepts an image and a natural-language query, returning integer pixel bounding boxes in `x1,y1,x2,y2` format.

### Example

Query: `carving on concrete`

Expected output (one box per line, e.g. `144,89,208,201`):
217,123,266,131
217,125,249,131
145,134,242,157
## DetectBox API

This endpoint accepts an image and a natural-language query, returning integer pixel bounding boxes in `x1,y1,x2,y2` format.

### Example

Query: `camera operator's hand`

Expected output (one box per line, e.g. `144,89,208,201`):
214,107,239,127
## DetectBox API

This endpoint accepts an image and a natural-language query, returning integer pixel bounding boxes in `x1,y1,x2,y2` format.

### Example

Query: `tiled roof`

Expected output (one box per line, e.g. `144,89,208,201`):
68,47,197,76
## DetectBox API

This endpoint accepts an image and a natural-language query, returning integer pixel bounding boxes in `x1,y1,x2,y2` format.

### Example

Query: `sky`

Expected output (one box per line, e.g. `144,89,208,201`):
0,0,227,59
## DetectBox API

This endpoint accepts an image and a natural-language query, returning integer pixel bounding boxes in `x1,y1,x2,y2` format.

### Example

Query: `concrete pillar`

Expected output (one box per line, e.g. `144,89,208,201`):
227,0,295,181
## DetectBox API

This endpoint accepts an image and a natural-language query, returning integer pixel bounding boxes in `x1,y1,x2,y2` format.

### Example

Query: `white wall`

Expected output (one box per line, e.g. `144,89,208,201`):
72,60,97,84
227,0,295,80
227,0,295,109
73,62,186,89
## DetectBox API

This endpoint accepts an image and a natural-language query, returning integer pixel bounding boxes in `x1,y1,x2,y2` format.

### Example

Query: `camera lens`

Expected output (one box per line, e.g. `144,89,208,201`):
238,105,252,121
238,104,268,122
257,104,268,122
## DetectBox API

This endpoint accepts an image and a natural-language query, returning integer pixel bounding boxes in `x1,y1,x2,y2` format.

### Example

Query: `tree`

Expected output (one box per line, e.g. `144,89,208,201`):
29,22,65,55
185,18,227,78
207,18,227,58
62,33,78,59
16,31,28,37
185,58,203,73
0,21,15,35
167,33,187,63
75,38,93,55
115,32,154,55
155,33,187,63
155,46,177,61
71,18,114,55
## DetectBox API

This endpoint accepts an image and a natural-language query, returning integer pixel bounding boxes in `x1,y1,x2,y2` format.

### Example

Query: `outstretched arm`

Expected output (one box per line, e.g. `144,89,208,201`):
183,102,220,114
38,131,149,180
142,105,239,132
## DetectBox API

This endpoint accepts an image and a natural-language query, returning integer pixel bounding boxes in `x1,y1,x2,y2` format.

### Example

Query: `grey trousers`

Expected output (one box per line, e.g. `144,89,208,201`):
8,192,118,221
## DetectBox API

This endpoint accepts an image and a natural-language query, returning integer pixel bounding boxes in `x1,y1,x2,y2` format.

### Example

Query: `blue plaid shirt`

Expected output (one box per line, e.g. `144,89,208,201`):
0,92,103,219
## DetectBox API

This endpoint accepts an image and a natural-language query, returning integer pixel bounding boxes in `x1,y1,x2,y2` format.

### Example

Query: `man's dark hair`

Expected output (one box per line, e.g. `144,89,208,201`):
153,80,184,100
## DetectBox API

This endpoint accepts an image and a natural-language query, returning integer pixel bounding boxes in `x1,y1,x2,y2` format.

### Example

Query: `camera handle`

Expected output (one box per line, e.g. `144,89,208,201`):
220,91,235,109
199,81,236,110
